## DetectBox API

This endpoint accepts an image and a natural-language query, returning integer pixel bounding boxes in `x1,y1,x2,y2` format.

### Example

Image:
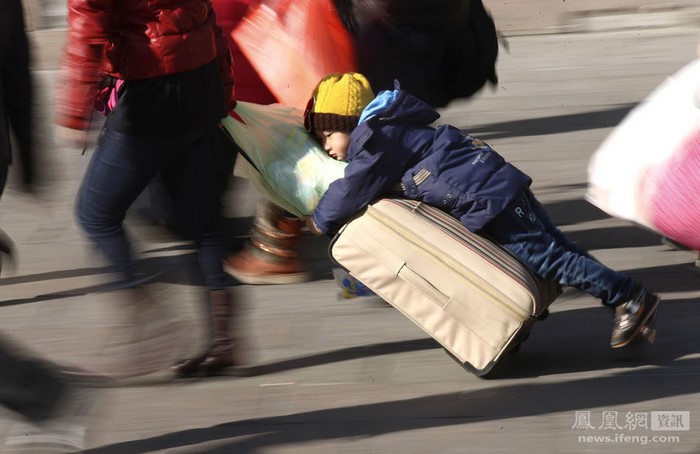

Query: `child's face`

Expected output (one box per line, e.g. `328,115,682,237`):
317,130,351,161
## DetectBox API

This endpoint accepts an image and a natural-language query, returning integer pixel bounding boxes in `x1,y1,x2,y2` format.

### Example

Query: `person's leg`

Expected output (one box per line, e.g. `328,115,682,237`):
0,163,14,274
165,126,239,377
0,227,14,276
75,129,163,284
223,200,313,285
485,190,638,307
484,189,659,347
0,162,8,199
0,336,102,452
0,338,67,422
160,125,235,290
75,129,187,378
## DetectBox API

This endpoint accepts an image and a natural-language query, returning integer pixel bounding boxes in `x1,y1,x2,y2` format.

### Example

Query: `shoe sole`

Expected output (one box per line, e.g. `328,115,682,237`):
611,295,660,348
224,264,313,285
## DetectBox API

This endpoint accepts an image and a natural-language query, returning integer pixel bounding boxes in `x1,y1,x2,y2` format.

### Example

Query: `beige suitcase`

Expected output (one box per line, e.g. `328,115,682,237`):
329,199,561,376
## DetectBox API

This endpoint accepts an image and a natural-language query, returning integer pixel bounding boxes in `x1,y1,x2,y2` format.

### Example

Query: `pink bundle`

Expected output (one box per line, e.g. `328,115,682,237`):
587,58,700,251
644,128,700,250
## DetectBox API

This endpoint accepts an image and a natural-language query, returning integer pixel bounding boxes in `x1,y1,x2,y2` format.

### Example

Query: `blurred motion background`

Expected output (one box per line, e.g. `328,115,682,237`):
20,0,700,68
2,1,700,452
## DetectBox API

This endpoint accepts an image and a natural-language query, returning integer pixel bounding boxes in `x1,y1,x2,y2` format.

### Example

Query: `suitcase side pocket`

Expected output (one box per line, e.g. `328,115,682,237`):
396,265,451,309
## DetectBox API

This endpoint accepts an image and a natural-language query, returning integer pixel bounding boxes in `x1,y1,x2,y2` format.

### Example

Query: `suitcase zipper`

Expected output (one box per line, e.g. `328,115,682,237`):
367,205,530,321
408,202,543,296
404,201,559,312
408,204,561,317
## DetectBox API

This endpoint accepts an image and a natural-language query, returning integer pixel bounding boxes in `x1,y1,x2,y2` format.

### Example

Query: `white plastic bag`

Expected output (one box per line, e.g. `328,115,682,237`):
586,59,700,249
221,101,347,217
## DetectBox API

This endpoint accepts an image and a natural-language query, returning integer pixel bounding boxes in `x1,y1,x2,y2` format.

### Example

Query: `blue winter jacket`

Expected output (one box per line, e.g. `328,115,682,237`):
312,87,532,234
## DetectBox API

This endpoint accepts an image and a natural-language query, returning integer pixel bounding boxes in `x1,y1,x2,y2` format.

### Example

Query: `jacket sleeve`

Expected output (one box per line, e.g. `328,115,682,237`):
55,0,113,131
311,139,406,234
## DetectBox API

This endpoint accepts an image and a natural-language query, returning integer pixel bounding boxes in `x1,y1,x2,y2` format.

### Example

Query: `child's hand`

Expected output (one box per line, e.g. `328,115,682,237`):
303,216,324,236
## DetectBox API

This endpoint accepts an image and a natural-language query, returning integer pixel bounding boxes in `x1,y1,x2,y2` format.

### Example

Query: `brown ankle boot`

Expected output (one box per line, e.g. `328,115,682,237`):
172,289,236,378
171,352,207,377
198,289,236,375
223,205,312,285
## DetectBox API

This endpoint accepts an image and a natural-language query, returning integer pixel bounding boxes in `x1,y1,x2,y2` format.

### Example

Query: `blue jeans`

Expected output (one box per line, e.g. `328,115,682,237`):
483,189,639,307
76,126,234,290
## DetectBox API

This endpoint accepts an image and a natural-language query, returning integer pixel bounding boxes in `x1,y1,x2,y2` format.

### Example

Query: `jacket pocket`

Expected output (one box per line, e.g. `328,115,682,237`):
406,169,460,212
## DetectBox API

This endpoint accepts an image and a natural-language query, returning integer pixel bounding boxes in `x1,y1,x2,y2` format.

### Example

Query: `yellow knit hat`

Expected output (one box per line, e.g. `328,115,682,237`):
304,73,374,133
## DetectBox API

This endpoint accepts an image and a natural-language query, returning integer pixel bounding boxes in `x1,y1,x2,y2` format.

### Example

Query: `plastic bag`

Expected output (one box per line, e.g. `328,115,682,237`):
231,0,356,109
221,101,347,217
586,58,700,250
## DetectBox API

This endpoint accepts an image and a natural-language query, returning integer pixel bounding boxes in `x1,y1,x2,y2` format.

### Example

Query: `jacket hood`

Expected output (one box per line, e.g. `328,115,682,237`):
359,84,441,127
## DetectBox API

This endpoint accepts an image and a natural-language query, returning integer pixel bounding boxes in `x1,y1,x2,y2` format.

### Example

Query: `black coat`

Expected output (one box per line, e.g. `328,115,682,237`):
0,0,33,190
333,0,499,108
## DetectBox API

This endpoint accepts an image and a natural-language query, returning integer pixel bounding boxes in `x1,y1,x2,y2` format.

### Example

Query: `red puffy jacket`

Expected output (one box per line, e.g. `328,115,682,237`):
56,0,235,131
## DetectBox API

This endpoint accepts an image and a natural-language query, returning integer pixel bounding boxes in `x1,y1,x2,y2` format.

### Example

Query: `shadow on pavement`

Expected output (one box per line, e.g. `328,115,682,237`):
235,292,699,382
487,297,700,379
238,337,439,378
0,254,205,307
0,266,110,287
626,263,700,294
462,104,636,140
543,198,617,226
564,225,664,250
82,356,700,453
541,197,692,253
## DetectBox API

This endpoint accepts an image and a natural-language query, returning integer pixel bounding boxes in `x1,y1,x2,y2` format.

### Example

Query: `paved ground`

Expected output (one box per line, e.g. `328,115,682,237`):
1,16,699,454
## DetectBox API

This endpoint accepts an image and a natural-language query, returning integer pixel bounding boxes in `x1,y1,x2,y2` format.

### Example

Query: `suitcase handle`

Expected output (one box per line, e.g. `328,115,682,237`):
397,264,451,309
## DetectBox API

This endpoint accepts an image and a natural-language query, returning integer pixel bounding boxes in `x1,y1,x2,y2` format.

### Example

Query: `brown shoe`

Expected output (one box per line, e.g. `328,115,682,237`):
610,288,660,348
223,213,313,285
224,248,312,285
171,354,208,378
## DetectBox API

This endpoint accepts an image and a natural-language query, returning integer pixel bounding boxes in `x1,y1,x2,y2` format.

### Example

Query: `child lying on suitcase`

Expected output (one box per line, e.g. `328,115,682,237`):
302,72,660,348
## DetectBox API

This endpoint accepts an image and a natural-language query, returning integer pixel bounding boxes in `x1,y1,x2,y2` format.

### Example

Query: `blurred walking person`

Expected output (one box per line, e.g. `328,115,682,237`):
0,0,36,263
1,2,97,451
214,0,314,285
333,0,499,108
55,0,241,378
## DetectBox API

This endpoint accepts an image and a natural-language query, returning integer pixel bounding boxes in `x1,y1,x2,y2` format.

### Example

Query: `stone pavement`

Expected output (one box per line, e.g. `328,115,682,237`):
1,13,700,454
